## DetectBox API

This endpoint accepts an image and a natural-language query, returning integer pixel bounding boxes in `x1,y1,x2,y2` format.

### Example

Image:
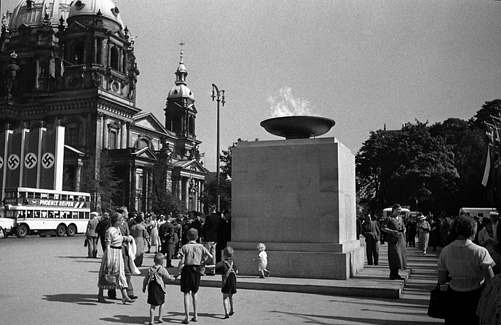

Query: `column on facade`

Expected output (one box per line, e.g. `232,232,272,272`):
96,113,103,154
102,115,108,149
177,177,182,202
197,180,204,211
82,113,87,148
75,159,83,191
121,122,127,149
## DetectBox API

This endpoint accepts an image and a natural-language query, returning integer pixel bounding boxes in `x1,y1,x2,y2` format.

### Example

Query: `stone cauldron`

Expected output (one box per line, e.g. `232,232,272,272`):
260,116,335,139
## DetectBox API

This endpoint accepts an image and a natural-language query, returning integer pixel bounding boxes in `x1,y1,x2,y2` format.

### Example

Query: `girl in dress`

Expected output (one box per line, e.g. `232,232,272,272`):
97,212,135,304
256,243,270,278
142,253,176,325
215,247,238,318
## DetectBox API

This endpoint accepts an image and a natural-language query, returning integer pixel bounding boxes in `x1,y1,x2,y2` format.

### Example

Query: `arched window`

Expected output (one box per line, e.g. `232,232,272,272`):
188,116,195,135
173,115,183,134
74,42,84,65
110,46,119,70
108,122,120,149
96,39,103,64
66,125,80,147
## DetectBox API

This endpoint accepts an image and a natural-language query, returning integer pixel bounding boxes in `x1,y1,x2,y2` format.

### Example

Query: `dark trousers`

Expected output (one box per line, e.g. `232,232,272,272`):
161,241,174,267
365,238,379,265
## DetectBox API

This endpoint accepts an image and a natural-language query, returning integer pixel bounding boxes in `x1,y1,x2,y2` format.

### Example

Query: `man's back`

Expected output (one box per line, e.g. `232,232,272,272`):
203,213,220,242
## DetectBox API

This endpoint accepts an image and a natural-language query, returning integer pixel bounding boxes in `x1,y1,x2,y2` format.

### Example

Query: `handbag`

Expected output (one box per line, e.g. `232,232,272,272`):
427,282,447,319
104,273,116,284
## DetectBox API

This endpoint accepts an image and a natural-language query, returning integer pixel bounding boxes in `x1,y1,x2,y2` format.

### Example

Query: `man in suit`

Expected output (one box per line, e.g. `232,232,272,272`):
159,214,175,267
362,213,381,265
202,207,221,275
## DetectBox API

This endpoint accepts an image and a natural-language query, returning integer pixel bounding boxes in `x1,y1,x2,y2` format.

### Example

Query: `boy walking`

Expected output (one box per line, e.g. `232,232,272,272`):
142,253,175,325
175,228,212,324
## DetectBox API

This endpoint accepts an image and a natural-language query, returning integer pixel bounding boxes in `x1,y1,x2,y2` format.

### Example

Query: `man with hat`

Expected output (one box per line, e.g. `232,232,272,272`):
85,211,100,258
478,211,501,274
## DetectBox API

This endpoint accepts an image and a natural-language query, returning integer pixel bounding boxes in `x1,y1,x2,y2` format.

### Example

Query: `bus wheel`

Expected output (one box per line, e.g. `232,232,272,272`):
66,224,77,237
15,224,28,238
56,224,67,237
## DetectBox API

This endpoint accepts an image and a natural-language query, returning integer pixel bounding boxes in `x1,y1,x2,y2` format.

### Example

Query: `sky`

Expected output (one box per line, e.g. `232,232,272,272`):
3,0,501,172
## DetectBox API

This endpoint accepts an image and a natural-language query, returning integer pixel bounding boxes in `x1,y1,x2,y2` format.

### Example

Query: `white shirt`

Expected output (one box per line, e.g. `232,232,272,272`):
438,239,495,292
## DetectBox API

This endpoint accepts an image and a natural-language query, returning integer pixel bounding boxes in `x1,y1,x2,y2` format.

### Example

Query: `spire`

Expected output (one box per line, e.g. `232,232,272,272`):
175,41,187,85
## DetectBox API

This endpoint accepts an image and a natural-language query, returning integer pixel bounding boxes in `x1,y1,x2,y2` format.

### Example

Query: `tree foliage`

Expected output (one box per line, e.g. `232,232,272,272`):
150,157,185,215
356,120,460,214
80,150,122,211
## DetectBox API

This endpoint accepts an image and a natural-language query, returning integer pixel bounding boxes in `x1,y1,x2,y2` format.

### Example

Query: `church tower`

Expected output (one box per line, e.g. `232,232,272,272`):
165,44,200,160
0,1,206,213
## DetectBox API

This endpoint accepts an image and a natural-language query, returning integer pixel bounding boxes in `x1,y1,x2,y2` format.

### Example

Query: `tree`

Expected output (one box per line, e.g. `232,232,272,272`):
201,139,251,212
80,150,122,212
150,148,186,214
356,121,459,215
470,100,501,130
430,118,489,211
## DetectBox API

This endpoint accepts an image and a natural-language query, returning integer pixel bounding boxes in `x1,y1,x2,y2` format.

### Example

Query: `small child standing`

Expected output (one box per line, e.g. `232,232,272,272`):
256,243,270,278
142,253,176,325
215,247,238,319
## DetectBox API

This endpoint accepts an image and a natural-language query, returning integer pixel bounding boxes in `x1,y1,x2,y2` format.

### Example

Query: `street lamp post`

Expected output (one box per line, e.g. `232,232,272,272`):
211,84,225,212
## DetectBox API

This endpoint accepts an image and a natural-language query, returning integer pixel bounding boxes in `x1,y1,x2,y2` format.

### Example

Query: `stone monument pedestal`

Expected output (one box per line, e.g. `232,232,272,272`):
229,137,364,280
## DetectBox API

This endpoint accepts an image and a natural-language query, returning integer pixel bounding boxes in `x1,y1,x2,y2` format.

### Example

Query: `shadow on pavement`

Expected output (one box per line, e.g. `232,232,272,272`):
43,293,100,305
270,311,439,324
100,312,224,324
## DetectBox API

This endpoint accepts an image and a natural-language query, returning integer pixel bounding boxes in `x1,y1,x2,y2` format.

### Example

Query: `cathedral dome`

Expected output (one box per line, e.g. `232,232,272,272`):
168,84,194,101
67,0,124,30
8,0,72,30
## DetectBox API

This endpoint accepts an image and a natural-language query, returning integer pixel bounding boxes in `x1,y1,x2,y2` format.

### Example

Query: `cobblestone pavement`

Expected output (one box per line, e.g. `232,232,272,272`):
0,235,442,324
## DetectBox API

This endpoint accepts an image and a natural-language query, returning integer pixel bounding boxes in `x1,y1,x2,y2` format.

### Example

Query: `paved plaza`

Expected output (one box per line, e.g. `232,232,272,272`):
0,235,442,324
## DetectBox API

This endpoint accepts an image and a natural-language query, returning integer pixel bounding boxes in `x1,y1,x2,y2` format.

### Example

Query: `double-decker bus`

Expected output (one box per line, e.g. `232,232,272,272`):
2,187,92,238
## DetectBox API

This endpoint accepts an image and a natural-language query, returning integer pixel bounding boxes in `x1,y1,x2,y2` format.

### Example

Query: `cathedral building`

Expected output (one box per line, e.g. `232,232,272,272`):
0,0,206,213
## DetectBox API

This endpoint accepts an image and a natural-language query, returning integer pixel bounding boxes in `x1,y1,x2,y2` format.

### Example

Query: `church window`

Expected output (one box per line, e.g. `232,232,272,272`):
110,46,119,71
66,126,79,147
173,115,182,134
96,39,103,64
108,122,120,149
74,42,84,65
188,116,195,135
108,129,118,149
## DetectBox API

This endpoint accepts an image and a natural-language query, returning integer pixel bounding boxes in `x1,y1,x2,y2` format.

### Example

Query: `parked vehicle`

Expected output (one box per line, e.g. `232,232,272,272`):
2,187,91,238
459,207,497,221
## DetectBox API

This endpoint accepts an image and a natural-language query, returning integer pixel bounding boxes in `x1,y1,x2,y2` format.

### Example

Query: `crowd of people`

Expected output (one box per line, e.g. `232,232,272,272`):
85,205,272,324
359,205,501,324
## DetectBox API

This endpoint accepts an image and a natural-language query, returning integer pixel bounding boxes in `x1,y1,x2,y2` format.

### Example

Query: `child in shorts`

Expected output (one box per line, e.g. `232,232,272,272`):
142,253,175,325
175,228,213,324
215,247,238,319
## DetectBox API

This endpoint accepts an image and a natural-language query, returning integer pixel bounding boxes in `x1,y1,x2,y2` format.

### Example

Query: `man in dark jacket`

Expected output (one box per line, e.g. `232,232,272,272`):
202,208,221,275
159,214,175,267
216,210,231,263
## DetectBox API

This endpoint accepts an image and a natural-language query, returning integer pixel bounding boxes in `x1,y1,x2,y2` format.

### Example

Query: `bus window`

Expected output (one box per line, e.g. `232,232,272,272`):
41,211,47,218
79,211,85,219
19,211,27,218
54,194,60,200
48,212,54,218
53,211,60,218
27,210,33,218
